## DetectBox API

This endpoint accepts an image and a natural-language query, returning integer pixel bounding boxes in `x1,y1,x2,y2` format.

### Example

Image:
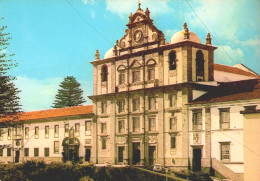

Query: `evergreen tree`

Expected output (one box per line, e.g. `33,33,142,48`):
53,76,86,108
0,18,21,123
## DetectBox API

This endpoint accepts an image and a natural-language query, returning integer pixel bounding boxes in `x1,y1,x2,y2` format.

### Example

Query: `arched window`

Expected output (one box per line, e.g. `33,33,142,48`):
196,50,204,81
101,65,108,82
169,51,176,70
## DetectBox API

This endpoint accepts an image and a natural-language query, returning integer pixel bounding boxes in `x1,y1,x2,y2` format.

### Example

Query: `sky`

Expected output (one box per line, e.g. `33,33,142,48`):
0,0,259,112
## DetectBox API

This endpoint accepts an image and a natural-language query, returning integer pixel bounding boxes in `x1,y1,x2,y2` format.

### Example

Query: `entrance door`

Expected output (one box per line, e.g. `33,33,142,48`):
85,148,91,162
132,142,140,165
118,146,124,163
149,146,156,165
15,150,20,163
69,149,74,160
193,148,201,171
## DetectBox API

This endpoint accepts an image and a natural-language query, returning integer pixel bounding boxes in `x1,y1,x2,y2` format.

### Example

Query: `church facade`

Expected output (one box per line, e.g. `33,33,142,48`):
0,4,260,181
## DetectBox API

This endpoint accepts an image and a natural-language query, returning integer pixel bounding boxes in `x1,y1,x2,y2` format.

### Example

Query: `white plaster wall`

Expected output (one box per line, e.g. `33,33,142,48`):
214,70,255,82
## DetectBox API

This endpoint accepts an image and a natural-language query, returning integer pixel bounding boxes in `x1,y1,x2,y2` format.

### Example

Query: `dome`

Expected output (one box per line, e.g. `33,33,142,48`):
104,47,114,59
170,30,201,44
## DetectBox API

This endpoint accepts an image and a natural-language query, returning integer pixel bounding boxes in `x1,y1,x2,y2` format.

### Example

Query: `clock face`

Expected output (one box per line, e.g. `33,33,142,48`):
134,30,143,43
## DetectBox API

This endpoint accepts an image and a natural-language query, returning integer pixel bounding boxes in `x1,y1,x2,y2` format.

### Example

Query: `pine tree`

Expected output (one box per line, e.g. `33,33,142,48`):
0,18,21,123
53,76,86,108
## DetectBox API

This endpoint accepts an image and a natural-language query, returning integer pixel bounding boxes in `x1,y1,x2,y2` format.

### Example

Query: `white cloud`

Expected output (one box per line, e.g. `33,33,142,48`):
82,0,95,5
105,0,172,18
238,39,260,46
14,76,92,112
215,45,244,65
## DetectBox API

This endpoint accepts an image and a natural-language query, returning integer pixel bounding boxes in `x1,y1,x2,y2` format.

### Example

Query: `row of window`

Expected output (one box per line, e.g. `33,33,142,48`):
101,50,205,83
101,94,177,114
192,108,230,130
100,117,177,134
0,141,60,157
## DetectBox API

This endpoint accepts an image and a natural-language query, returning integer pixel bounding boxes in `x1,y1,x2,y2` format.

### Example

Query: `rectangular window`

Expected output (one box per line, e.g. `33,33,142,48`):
170,117,177,131
149,118,156,132
101,123,107,134
133,117,140,132
24,148,29,157
0,148,3,156
101,102,107,114
75,123,80,133
119,73,125,85
149,97,156,110
45,126,49,138
133,70,140,83
34,148,39,157
148,67,155,80
169,94,177,107
44,148,49,157
171,137,176,149
54,141,59,154
102,138,106,149
220,108,230,129
54,125,59,138
7,148,11,157
15,126,21,136
220,142,230,160
25,127,29,139
65,124,69,134
35,127,39,139
118,100,125,113
85,121,91,132
118,120,125,133
132,98,139,112
192,110,202,130
7,129,11,139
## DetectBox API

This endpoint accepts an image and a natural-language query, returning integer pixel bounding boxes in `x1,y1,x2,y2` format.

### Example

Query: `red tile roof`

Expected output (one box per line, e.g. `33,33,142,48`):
214,63,260,78
0,105,93,123
189,79,260,104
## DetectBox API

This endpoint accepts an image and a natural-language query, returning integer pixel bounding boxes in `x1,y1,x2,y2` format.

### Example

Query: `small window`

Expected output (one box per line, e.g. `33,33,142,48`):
133,117,140,132
149,97,156,110
118,120,125,133
24,148,29,157
132,98,140,112
34,148,39,157
64,124,69,134
54,125,59,138
75,123,80,133
169,94,177,107
148,67,155,80
119,73,125,85
220,142,230,161
45,126,49,138
149,118,156,132
25,127,29,139
101,102,107,114
101,123,107,134
54,141,59,154
7,148,11,157
7,129,11,139
14,126,21,136
170,117,177,131
169,51,176,70
192,110,202,130
85,121,91,132
35,127,39,139
171,137,176,149
102,138,106,149
44,148,49,157
101,65,108,82
196,50,204,81
132,70,140,83
0,148,3,156
220,108,230,129
118,100,125,113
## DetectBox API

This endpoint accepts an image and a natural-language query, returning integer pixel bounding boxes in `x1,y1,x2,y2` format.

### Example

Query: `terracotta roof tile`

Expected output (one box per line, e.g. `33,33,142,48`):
189,79,260,104
214,63,260,78
0,105,93,123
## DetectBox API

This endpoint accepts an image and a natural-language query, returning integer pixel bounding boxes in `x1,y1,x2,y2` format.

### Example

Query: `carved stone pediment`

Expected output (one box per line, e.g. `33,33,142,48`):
116,136,128,144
